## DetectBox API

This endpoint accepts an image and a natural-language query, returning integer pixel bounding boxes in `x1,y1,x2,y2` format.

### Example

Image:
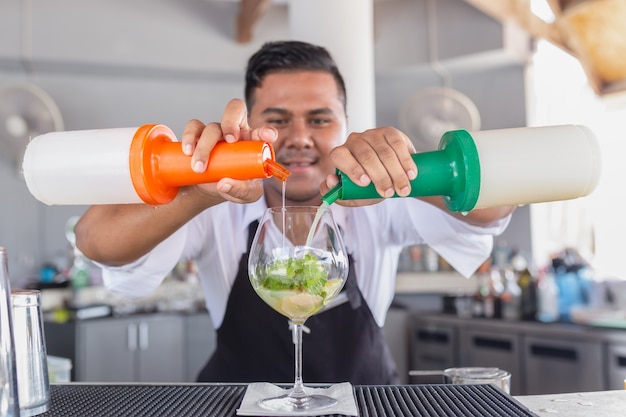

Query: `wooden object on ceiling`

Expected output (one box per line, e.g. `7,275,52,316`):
463,0,569,52
236,0,272,44
550,0,626,95
464,0,626,96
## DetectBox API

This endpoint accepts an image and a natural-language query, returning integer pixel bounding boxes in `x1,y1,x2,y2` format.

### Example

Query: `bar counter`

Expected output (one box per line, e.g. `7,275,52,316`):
38,382,539,417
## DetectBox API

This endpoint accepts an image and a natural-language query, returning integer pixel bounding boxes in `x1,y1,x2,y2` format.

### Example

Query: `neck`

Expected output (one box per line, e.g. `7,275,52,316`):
262,187,322,208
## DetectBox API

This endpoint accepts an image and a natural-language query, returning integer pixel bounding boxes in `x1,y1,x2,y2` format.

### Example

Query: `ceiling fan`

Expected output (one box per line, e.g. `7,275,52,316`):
398,86,481,152
0,83,64,171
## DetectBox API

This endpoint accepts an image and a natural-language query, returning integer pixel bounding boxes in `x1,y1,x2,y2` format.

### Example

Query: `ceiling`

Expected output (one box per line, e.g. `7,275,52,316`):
236,0,626,96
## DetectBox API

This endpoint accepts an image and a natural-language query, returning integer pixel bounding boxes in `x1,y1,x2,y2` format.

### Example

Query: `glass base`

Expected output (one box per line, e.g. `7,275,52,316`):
259,393,337,412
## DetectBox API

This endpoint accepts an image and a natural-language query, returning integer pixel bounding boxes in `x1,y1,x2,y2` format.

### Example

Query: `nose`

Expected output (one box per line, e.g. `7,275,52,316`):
282,119,314,148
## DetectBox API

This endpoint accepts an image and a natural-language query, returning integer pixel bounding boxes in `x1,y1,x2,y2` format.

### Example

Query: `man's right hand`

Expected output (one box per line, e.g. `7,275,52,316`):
180,99,277,205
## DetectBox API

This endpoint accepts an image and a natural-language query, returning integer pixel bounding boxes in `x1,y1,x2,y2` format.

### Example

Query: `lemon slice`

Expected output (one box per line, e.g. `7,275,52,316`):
323,279,343,299
281,292,324,319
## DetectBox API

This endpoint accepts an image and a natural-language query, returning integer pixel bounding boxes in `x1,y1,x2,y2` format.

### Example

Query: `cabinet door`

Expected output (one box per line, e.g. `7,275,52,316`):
185,313,216,382
523,336,605,394
384,308,411,384
44,321,77,381
459,328,523,395
410,319,457,384
136,315,185,382
77,317,136,382
606,343,626,390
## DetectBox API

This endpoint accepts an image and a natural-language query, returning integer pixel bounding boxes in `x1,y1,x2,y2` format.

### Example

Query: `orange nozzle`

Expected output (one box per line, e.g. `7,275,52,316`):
264,159,290,182
129,124,290,205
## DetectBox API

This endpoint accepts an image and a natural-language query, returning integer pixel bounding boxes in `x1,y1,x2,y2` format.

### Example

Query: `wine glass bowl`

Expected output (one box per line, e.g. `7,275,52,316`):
248,206,349,412
249,206,348,323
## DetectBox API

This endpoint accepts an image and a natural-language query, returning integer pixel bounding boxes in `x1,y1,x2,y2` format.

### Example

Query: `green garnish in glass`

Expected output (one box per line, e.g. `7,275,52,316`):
261,253,329,297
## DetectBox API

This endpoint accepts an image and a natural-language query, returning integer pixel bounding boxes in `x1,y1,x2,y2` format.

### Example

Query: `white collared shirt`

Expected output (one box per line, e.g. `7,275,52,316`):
101,198,509,328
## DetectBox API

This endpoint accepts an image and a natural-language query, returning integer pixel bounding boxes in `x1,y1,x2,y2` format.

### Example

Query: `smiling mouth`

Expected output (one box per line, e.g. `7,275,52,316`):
280,158,318,170
284,161,313,168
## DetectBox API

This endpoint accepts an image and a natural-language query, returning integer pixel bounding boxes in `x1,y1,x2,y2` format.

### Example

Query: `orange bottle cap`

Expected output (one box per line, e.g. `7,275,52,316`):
129,124,289,205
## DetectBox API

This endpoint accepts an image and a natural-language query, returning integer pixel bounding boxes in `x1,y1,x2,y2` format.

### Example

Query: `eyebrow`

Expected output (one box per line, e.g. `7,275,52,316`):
261,107,335,117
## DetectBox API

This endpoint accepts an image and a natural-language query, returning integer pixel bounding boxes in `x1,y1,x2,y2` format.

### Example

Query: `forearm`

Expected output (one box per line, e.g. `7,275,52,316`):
75,186,223,266
419,196,516,227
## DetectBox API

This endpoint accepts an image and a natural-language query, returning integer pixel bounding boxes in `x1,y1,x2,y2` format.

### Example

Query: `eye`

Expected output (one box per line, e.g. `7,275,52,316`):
309,117,331,127
267,118,289,128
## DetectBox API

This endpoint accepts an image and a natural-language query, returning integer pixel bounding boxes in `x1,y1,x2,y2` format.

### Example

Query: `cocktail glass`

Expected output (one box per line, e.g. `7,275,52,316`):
248,206,348,412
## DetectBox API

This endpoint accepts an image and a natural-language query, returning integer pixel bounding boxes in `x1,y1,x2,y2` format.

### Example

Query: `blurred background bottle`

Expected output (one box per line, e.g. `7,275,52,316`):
552,248,590,322
512,251,538,321
537,265,559,323
472,273,487,318
471,261,491,318
487,266,504,319
500,267,522,321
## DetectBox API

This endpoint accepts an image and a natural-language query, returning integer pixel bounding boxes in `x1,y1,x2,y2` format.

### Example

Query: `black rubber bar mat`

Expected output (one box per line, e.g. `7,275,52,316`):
40,383,538,416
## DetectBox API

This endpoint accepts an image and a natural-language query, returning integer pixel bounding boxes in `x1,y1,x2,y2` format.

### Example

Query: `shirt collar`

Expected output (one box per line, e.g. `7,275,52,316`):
242,198,267,229
329,204,349,236
242,199,349,234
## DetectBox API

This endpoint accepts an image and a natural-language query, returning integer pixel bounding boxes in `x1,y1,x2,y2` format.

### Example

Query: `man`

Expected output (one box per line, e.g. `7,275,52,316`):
75,41,514,385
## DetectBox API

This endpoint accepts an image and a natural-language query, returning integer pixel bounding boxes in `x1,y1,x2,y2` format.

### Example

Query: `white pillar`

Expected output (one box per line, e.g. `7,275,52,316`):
288,0,376,133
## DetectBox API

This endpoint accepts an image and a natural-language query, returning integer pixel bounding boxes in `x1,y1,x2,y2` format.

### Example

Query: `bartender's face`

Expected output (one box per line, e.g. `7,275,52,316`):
247,70,347,207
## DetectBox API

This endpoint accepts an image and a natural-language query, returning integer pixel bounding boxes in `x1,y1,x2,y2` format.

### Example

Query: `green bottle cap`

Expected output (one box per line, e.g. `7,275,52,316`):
321,129,481,212
439,129,481,212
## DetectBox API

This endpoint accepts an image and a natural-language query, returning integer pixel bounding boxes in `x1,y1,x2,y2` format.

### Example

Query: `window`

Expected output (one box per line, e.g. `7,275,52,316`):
528,40,626,279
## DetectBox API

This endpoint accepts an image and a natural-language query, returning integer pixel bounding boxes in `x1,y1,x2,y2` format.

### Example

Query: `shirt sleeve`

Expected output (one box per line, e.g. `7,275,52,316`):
99,224,189,298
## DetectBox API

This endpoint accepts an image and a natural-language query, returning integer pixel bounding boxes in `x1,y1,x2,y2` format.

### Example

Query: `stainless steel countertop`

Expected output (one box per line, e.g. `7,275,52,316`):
516,389,626,417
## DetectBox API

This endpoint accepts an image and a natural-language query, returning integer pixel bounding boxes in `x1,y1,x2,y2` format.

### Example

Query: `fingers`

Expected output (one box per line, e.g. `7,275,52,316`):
221,98,250,143
181,99,250,173
181,99,277,175
331,126,417,198
250,126,278,143
320,173,340,198
321,174,382,208
184,122,223,173
180,119,206,156
221,98,277,143
215,178,264,204
190,178,263,206
181,119,222,173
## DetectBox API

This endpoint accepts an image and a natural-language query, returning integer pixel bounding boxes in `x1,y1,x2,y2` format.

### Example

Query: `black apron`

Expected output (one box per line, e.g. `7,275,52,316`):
197,221,399,385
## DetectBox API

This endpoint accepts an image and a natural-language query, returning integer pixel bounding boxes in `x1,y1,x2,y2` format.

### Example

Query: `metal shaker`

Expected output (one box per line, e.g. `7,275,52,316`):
11,290,50,416
0,247,20,417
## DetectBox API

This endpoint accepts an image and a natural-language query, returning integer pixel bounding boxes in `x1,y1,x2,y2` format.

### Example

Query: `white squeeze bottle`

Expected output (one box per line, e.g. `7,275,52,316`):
322,125,601,211
22,124,289,206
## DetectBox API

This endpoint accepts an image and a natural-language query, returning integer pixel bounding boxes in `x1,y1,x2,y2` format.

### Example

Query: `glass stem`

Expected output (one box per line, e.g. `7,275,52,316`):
291,322,306,398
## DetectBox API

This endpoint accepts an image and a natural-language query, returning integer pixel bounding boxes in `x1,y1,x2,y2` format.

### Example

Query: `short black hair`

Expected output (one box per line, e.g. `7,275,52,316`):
244,40,347,111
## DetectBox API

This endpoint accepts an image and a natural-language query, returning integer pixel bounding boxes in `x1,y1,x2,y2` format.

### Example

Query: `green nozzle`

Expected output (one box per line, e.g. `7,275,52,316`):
321,181,343,206
322,130,481,212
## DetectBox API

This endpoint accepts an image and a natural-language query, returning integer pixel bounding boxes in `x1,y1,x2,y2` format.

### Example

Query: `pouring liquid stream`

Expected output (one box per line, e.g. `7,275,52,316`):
277,178,329,252
275,170,328,251
305,201,330,247
282,181,286,249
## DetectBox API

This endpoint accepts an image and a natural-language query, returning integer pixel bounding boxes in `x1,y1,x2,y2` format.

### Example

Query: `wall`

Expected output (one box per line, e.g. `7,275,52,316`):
0,0,529,282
